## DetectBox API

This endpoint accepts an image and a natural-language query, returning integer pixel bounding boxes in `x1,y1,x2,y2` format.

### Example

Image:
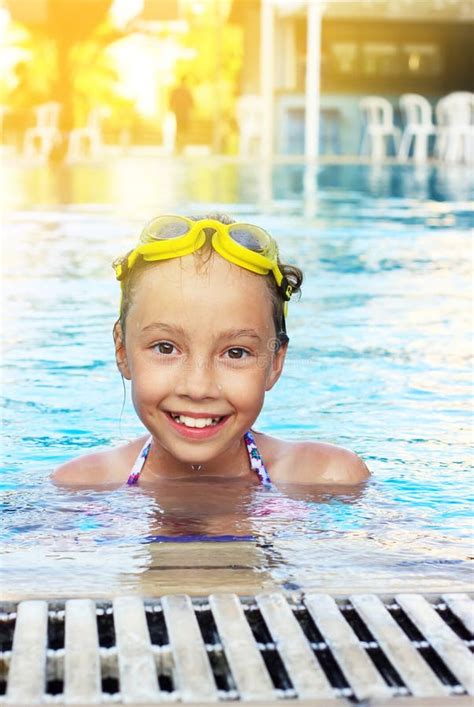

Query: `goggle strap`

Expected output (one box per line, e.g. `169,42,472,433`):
279,275,292,301
120,258,129,281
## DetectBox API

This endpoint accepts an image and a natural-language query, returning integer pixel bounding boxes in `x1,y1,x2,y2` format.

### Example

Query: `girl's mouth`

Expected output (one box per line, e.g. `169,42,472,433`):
165,412,230,439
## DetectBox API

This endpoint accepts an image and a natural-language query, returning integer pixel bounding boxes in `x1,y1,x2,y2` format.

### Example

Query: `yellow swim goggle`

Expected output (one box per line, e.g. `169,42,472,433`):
114,216,293,316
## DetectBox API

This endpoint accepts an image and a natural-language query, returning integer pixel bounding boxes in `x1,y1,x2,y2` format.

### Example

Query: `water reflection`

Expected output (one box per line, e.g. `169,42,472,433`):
2,157,473,214
4,472,471,599
1,476,371,599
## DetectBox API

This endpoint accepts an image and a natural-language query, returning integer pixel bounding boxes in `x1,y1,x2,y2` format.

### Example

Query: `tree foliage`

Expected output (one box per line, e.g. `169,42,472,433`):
4,0,130,130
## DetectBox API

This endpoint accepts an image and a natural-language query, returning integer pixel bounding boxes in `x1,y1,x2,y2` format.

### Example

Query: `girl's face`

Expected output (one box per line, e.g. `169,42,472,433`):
114,253,287,466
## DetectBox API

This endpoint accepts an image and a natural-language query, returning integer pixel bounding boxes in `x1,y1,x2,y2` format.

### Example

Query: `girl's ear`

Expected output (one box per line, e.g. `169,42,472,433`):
113,321,131,380
265,339,288,391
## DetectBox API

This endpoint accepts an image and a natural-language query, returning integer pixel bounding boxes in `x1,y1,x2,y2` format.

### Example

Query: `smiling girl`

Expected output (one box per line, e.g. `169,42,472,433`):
52,214,369,488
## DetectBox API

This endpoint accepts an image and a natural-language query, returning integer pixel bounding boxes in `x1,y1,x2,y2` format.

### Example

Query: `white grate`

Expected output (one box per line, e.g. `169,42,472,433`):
1,592,473,704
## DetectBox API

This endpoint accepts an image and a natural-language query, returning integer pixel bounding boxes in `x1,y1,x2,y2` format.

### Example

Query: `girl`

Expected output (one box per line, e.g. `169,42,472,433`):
52,213,369,488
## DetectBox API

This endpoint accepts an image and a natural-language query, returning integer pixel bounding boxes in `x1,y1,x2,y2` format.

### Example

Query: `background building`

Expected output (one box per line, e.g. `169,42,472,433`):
1,0,472,157
232,0,474,156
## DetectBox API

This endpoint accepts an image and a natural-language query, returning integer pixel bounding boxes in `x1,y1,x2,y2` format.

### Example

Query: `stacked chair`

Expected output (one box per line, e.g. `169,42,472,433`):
23,102,62,162
66,107,106,163
434,91,474,163
398,94,437,163
359,96,400,161
359,92,473,163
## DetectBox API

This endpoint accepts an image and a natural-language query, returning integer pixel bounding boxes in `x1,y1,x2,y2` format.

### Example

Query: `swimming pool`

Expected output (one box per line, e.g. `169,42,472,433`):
2,159,473,598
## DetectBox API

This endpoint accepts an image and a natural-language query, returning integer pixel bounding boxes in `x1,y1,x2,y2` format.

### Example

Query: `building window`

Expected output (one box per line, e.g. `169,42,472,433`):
331,42,358,74
402,44,442,76
362,42,400,76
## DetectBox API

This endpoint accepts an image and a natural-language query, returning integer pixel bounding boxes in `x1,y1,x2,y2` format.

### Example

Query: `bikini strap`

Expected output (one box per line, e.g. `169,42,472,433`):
244,430,272,487
127,431,272,486
127,436,152,486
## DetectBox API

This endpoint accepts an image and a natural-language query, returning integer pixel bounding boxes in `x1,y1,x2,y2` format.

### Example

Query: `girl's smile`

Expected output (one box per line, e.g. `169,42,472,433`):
165,410,231,439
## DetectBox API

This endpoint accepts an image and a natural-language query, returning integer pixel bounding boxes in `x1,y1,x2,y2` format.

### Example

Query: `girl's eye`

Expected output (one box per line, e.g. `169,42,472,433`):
153,342,176,355
226,347,250,360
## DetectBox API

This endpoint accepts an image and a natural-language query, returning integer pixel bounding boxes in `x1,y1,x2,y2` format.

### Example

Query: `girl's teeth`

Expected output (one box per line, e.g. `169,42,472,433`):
171,414,221,428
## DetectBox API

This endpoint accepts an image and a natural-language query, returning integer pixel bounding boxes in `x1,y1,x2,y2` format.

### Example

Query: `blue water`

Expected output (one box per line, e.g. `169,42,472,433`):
1,160,473,597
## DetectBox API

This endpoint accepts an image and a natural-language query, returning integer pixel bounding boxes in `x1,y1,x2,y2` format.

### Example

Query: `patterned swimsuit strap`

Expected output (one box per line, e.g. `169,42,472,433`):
127,430,271,486
244,429,272,486
127,438,152,486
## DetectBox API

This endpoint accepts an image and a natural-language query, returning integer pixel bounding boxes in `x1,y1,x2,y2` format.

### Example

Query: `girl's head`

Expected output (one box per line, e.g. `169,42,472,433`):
112,214,303,464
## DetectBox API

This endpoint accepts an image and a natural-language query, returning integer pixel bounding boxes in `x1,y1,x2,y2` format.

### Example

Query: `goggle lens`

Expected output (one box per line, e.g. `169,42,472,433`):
228,224,272,254
140,216,189,243
141,218,274,255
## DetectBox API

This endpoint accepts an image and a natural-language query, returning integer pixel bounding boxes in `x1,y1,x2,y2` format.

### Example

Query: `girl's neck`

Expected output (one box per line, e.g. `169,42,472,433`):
140,433,252,482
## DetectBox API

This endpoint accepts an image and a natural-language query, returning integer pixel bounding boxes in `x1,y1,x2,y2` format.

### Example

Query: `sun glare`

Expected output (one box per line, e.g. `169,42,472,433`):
109,0,144,29
107,34,187,117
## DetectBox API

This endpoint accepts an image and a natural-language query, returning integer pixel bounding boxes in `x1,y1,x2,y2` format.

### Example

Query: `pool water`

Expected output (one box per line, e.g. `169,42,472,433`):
1,160,473,598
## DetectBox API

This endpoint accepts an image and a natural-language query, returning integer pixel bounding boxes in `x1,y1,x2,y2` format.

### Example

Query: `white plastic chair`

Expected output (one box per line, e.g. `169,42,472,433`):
161,111,176,155
359,96,400,161
435,92,474,163
398,94,436,163
0,105,15,156
23,102,62,161
236,95,262,157
66,107,105,162
0,104,9,139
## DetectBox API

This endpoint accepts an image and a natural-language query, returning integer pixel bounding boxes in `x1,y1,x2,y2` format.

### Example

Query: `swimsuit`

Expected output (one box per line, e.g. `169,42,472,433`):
126,429,272,487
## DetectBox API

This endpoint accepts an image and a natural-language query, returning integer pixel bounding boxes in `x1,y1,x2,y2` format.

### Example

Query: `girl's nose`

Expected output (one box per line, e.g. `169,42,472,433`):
175,354,222,400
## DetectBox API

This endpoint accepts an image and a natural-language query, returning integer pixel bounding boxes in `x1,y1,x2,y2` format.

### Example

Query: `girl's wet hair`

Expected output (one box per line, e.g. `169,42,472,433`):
114,212,303,350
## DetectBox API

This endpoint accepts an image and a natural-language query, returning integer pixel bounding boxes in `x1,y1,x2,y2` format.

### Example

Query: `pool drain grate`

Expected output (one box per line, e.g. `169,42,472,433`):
0,592,472,704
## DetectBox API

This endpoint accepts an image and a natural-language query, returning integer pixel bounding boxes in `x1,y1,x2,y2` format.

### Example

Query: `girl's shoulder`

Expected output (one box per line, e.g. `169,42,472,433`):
51,435,149,487
252,430,370,485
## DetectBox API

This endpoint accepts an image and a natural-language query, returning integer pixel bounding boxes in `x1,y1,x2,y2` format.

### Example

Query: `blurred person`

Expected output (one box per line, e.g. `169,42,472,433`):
169,76,194,154
9,62,34,152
